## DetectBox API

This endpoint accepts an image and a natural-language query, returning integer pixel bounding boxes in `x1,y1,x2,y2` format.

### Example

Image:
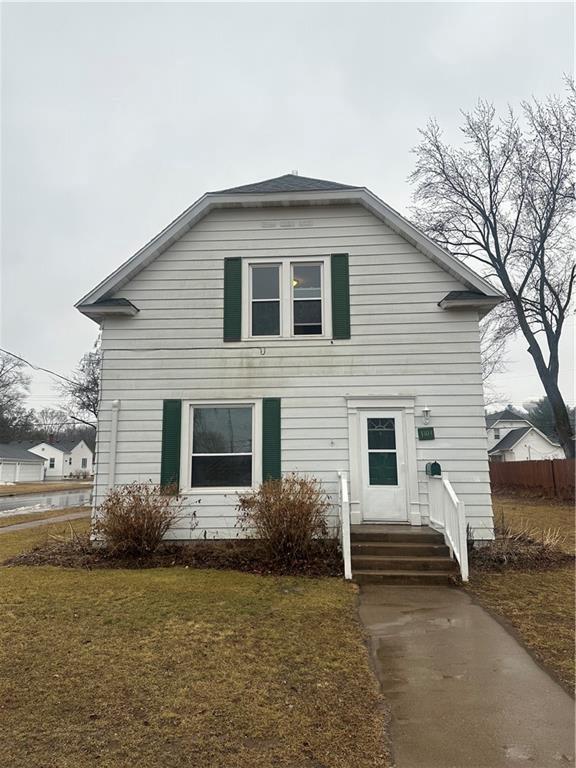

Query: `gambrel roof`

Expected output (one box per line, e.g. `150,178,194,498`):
76,174,504,317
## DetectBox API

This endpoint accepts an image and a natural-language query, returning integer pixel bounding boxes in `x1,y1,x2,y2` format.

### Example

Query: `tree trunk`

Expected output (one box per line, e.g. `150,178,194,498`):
535,364,575,458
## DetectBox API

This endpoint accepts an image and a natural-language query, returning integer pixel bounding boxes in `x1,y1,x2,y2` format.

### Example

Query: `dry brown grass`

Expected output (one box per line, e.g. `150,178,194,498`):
468,567,574,691
492,495,575,553
468,496,575,692
0,507,89,529
0,481,92,497
0,523,390,768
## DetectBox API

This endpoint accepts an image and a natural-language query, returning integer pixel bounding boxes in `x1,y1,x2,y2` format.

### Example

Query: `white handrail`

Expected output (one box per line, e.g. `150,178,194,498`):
337,471,352,580
428,473,469,582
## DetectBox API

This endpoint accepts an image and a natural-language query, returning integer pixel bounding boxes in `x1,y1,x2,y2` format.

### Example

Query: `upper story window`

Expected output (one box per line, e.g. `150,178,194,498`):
251,264,280,336
292,263,323,335
494,428,500,440
245,258,329,339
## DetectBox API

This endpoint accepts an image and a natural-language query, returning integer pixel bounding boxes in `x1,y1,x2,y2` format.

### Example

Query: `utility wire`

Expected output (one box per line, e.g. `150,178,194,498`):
0,347,75,385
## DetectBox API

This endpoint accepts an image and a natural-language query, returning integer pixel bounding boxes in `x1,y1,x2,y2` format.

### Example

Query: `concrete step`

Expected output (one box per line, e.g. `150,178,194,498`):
353,569,457,586
351,541,451,558
351,526,444,544
351,555,457,572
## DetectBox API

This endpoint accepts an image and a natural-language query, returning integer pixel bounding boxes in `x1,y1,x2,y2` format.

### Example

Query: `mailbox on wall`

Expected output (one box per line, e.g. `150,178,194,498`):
425,461,442,477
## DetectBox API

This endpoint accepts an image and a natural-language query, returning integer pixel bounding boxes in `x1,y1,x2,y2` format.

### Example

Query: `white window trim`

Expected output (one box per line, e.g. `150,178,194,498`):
242,256,332,341
179,399,262,495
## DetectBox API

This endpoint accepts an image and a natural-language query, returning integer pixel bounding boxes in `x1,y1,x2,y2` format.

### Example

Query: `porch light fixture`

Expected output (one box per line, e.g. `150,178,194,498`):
422,406,431,424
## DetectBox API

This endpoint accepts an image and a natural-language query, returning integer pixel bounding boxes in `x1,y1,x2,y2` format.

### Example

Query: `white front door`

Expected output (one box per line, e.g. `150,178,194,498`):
359,411,407,522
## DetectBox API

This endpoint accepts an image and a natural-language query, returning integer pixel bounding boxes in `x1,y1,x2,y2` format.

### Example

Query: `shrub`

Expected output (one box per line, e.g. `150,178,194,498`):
470,520,572,571
237,474,332,567
94,482,185,556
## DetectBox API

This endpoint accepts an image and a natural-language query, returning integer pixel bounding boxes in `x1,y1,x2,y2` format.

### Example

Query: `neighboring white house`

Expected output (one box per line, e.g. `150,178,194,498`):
27,439,94,479
0,444,46,483
76,173,504,552
486,408,564,462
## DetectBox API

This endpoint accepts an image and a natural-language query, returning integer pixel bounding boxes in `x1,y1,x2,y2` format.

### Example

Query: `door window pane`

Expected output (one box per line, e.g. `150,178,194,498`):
367,418,396,450
368,452,398,486
252,301,280,336
193,407,252,453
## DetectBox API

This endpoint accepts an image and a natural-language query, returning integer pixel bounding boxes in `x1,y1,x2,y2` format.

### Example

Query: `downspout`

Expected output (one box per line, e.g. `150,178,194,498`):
108,400,121,489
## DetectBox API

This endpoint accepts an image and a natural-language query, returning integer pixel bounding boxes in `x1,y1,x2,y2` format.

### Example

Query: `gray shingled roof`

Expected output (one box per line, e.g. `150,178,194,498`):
488,427,531,454
212,174,360,195
485,409,529,428
0,444,46,462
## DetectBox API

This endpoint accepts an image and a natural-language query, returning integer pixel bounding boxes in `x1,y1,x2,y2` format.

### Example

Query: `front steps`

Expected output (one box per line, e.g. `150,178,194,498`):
351,524,459,585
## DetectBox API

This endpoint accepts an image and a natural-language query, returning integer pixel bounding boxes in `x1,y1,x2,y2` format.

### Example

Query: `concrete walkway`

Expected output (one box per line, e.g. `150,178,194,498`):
0,510,90,534
359,585,575,768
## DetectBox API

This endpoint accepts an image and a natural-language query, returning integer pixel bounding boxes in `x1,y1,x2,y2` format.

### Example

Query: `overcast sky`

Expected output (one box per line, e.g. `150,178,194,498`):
1,1,574,414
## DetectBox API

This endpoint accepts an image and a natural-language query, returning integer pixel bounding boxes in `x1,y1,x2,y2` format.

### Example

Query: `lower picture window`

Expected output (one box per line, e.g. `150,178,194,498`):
191,406,253,487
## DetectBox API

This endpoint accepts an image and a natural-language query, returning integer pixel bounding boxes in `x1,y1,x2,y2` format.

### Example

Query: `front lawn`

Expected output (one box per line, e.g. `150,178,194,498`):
0,523,390,768
0,506,90,529
468,496,575,692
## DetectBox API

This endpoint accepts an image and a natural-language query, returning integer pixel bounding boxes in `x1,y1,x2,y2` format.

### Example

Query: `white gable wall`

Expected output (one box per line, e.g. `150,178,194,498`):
94,204,493,540
502,430,565,462
28,444,67,478
70,441,94,475
487,419,531,450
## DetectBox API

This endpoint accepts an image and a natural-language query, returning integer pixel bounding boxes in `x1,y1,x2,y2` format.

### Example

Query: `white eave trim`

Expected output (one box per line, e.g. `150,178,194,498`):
76,303,139,321
75,187,505,311
438,296,503,310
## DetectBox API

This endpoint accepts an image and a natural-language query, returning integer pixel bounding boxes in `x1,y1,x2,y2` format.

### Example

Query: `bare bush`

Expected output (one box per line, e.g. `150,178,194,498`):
470,520,572,571
94,482,186,556
237,474,332,567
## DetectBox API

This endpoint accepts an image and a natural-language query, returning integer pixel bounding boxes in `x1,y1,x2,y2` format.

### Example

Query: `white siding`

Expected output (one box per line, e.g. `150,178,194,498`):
506,431,564,461
28,444,66,478
95,204,493,539
70,441,94,475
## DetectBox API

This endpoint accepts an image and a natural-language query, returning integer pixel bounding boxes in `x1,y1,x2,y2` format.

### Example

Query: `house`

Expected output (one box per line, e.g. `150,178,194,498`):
76,173,504,579
486,408,564,462
0,444,46,483
27,439,94,479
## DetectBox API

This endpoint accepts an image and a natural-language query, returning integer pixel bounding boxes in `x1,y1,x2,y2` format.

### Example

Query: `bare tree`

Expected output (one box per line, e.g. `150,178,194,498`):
34,408,70,441
0,353,37,441
411,84,576,457
60,347,101,428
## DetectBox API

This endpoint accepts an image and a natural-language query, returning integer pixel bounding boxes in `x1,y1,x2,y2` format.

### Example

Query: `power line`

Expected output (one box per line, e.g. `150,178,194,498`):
0,347,75,385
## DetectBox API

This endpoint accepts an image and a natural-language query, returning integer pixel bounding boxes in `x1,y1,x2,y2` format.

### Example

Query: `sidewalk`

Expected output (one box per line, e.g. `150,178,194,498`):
358,585,575,768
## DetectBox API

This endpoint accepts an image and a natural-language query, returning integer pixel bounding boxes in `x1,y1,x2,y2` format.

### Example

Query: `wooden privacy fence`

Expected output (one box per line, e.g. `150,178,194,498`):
490,458,575,500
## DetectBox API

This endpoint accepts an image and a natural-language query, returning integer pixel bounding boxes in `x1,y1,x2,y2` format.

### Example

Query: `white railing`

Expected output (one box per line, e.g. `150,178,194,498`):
337,471,352,580
428,473,469,581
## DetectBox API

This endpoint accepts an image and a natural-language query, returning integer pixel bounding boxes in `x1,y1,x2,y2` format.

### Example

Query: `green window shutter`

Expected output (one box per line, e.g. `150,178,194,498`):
262,398,281,481
223,257,242,341
160,399,181,493
331,253,351,340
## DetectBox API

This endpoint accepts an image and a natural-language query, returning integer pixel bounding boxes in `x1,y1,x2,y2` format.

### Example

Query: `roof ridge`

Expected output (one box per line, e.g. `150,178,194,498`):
212,173,361,195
